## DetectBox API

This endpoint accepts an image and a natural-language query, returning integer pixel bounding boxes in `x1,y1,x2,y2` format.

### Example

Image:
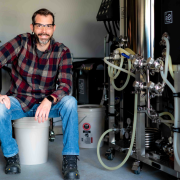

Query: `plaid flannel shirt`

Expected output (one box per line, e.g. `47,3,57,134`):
0,33,72,112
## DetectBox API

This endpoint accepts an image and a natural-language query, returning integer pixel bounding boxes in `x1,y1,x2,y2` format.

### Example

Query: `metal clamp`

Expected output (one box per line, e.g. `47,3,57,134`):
173,93,180,98
172,127,180,133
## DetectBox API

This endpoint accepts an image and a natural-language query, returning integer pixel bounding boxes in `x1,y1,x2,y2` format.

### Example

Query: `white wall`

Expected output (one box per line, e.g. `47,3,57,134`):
0,0,107,94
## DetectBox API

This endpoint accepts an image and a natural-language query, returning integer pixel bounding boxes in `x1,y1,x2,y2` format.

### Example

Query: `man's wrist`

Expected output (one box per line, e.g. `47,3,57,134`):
46,95,54,103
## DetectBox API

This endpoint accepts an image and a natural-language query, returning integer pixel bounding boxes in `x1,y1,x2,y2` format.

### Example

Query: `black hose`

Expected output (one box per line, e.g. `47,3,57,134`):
103,21,110,34
115,21,120,30
108,21,113,37
112,21,117,37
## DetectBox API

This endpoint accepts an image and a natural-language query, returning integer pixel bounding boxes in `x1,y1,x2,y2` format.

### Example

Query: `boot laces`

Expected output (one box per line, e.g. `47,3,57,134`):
5,154,19,164
64,155,79,170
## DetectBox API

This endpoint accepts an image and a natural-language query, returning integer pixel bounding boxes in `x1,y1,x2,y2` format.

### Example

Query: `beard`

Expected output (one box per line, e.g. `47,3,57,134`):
34,32,52,45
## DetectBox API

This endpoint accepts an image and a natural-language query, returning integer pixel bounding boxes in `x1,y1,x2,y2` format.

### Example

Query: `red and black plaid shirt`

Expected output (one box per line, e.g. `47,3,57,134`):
0,33,72,112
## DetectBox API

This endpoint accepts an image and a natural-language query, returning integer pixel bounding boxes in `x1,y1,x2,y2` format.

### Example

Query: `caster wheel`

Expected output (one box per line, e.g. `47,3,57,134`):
106,153,114,160
134,167,141,175
49,139,54,142
105,148,115,160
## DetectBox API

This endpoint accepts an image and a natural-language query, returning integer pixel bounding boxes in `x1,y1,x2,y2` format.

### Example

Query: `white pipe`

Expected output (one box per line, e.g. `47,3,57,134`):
160,70,180,166
104,57,136,78
162,37,170,79
97,94,138,170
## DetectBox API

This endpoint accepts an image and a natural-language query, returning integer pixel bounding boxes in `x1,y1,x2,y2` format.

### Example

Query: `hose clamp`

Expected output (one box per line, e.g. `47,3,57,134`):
172,127,180,133
172,93,180,98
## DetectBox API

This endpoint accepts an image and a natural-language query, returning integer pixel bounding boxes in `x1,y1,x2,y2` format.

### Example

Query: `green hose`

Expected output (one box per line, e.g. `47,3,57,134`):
97,94,138,170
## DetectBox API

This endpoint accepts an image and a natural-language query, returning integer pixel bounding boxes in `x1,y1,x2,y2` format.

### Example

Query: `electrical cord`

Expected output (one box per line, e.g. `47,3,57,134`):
112,21,117,37
103,21,110,34
115,21,119,30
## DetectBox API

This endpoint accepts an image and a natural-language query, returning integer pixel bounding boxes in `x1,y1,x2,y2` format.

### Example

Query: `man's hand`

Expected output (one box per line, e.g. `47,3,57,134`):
35,98,52,123
0,95,10,109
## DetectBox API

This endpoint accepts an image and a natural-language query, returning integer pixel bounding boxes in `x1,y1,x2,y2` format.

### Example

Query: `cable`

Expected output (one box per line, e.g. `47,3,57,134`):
108,21,113,37
103,21,110,34
112,21,117,37
115,21,119,30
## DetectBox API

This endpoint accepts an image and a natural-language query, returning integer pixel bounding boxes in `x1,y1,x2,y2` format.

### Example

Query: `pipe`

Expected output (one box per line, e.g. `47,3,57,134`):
97,94,138,170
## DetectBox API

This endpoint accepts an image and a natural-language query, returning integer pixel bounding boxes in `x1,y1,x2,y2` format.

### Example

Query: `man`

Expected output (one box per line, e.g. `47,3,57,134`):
0,8,80,180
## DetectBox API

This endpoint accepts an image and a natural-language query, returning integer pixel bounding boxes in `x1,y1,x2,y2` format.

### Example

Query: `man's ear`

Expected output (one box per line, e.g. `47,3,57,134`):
53,25,56,32
30,24,34,32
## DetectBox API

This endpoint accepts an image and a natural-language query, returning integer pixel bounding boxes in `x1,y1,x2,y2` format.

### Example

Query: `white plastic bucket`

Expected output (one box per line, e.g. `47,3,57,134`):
78,104,105,148
13,117,50,165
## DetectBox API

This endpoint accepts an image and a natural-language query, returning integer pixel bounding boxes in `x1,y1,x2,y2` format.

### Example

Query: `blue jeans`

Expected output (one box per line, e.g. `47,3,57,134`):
0,96,79,157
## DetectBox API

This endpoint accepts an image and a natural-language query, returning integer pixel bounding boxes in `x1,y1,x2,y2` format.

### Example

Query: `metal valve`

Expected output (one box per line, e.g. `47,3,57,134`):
112,49,121,60
132,56,147,70
147,57,163,72
147,57,155,69
147,81,164,95
118,35,128,47
159,32,170,46
133,81,146,93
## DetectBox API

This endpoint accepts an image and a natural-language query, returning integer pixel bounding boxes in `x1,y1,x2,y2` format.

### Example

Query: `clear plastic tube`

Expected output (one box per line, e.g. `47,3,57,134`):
160,71,176,93
159,112,174,121
108,57,124,79
168,55,174,79
159,118,174,124
124,48,136,55
97,94,138,170
117,48,130,55
111,59,131,91
104,57,135,78
163,37,170,79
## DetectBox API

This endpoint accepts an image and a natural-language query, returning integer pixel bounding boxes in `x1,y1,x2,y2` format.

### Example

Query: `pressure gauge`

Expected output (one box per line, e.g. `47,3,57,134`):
127,118,131,125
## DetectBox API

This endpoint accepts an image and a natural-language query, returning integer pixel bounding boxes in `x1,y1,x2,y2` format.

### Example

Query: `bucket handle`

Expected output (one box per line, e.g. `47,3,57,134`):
78,116,87,125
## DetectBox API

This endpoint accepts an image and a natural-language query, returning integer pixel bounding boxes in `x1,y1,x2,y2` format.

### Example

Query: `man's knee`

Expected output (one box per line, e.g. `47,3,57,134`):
0,104,9,120
62,96,77,108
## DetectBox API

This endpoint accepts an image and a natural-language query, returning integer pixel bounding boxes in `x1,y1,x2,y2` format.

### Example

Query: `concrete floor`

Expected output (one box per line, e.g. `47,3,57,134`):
0,135,177,180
